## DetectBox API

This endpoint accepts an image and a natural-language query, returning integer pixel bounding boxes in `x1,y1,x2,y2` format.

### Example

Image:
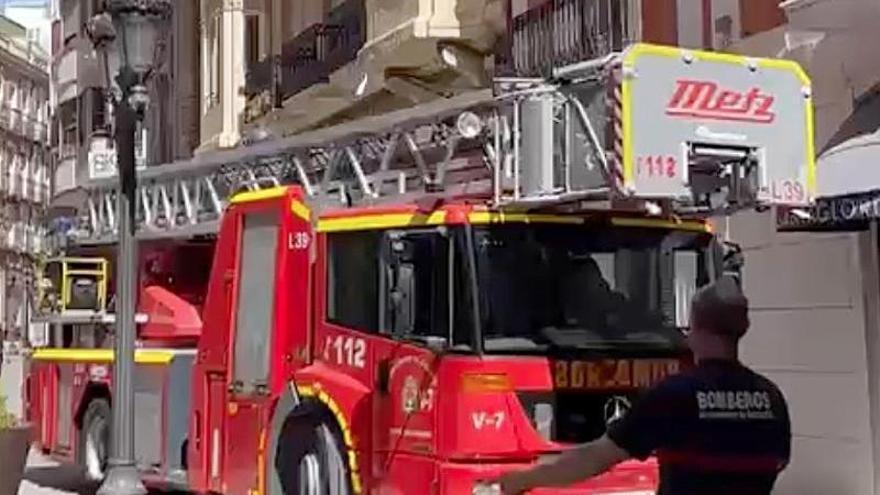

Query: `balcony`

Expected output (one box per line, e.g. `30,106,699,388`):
8,108,21,135
53,153,78,197
246,0,503,135
33,122,48,143
0,104,9,129
22,116,34,141
244,55,279,99
280,23,332,100
503,0,637,77
256,0,366,103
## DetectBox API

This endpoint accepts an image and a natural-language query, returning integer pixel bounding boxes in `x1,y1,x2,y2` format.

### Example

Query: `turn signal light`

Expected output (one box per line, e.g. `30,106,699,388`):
461,373,512,393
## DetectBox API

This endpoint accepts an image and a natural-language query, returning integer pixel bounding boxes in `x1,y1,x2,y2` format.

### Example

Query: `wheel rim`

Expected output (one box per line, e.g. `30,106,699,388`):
298,452,321,495
84,415,108,481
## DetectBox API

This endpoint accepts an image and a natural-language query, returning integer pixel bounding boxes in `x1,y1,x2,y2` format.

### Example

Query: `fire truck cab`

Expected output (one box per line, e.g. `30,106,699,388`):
26,42,813,495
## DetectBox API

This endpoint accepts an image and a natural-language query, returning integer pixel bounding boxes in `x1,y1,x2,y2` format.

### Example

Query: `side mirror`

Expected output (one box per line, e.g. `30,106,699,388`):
721,241,744,282
673,250,698,328
390,263,416,336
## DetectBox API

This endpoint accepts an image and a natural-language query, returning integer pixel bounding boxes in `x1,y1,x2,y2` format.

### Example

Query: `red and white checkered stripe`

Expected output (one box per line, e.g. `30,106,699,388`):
607,69,626,193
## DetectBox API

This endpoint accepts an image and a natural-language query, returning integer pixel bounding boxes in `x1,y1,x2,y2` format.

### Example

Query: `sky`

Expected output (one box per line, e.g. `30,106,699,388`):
0,0,49,7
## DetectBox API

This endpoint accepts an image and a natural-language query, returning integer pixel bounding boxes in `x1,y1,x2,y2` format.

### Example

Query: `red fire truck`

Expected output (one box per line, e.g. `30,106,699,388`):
25,43,814,495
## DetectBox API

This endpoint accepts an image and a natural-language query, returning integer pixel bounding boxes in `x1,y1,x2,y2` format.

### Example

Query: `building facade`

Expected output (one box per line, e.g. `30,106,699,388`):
50,0,201,212
196,0,791,151
0,13,50,344
0,0,52,56
722,1,880,494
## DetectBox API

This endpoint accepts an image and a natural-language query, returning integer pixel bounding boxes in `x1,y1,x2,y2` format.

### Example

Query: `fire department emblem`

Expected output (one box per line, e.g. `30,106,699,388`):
603,396,631,426
401,375,419,414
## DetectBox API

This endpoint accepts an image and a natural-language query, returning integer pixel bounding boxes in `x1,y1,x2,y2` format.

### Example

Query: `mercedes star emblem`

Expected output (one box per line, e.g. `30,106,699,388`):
603,396,632,425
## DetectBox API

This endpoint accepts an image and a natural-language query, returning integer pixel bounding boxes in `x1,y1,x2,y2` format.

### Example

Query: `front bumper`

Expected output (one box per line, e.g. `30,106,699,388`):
439,458,658,494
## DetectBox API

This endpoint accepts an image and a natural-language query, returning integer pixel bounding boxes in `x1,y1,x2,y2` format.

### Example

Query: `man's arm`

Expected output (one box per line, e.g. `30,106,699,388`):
496,435,631,494
490,377,685,494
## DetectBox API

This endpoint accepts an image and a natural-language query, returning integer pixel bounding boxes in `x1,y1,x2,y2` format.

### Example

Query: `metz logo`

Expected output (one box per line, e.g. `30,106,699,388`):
665,79,776,124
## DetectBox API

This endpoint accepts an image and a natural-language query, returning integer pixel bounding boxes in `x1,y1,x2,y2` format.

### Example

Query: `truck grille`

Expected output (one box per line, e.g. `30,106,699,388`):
517,390,642,443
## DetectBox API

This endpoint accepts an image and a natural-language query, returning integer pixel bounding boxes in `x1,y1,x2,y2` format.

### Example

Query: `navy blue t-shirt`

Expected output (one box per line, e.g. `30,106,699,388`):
606,359,791,495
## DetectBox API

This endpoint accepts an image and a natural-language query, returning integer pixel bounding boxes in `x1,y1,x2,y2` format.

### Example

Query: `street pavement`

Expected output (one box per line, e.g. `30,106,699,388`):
18,449,97,495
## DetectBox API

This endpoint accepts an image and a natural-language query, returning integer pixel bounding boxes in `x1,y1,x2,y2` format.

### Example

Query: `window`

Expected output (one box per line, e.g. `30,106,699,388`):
51,19,61,54
382,231,451,340
232,211,280,395
472,224,712,353
28,85,36,116
18,79,26,109
739,0,786,37
84,87,106,133
211,15,220,103
327,231,381,332
6,79,16,107
641,0,678,45
201,13,221,109
245,14,261,73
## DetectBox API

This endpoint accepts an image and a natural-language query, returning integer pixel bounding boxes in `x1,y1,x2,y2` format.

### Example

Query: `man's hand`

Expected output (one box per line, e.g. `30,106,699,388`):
475,470,533,495
479,435,632,494
496,469,534,495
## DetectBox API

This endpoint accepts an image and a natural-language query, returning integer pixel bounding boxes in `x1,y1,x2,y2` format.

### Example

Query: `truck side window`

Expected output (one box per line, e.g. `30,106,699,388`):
232,211,279,394
327,231,381,333
385,232,449,340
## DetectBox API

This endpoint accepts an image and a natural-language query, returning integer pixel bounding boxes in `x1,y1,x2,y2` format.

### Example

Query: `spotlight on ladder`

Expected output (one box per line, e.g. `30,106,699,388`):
457,111,483,139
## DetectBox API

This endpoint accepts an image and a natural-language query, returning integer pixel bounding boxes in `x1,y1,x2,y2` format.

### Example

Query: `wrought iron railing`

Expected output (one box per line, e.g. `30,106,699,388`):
0,104,9,129
503,0,637,77
323,0,366,74
269,0,366,102
279,23,329,100
245,55,278,98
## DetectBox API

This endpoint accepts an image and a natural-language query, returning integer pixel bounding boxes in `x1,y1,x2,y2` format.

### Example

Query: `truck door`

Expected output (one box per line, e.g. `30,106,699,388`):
224,208,282,495
372,228,449,482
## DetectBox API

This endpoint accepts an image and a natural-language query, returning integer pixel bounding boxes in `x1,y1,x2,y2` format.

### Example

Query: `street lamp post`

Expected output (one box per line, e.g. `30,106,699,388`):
87,2,172,495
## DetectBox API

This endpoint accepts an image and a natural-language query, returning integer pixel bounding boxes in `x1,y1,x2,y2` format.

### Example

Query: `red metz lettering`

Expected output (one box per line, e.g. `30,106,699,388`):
666,79,776,124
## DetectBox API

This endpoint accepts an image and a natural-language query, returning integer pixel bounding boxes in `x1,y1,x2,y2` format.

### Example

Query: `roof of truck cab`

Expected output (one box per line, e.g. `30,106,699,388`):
316,204,711,233
228,185,711,234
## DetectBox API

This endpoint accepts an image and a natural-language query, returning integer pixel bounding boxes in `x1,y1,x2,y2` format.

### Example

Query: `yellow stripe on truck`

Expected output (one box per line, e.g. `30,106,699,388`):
230,186,288,204
31,348,175,365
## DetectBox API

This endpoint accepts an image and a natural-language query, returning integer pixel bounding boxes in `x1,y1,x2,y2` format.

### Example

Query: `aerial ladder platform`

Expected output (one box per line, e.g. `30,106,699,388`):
62,43,815,250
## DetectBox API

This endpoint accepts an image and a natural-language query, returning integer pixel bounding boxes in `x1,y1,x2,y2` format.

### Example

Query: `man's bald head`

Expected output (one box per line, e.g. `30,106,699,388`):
690,275,750,340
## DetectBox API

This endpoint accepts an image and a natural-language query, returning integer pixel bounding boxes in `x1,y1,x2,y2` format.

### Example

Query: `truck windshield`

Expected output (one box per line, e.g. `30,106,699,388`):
471,223,713,353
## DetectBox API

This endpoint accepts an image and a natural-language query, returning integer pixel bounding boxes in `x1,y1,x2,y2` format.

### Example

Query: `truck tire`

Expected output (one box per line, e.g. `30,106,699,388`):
80,398,111,482
276,416,351,495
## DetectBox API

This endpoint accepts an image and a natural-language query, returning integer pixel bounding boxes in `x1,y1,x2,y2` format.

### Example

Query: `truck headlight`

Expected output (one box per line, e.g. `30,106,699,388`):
472,482,501,495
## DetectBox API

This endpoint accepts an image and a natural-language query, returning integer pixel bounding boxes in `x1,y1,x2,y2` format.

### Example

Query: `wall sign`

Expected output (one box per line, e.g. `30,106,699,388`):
777,189,880,231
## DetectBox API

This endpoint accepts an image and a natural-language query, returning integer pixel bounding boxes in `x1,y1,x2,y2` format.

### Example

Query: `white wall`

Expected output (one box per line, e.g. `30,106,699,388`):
726,210,876,494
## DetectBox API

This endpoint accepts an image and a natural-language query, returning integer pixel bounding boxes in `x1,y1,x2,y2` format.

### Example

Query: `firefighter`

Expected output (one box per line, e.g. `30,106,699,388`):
487,275,791,494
